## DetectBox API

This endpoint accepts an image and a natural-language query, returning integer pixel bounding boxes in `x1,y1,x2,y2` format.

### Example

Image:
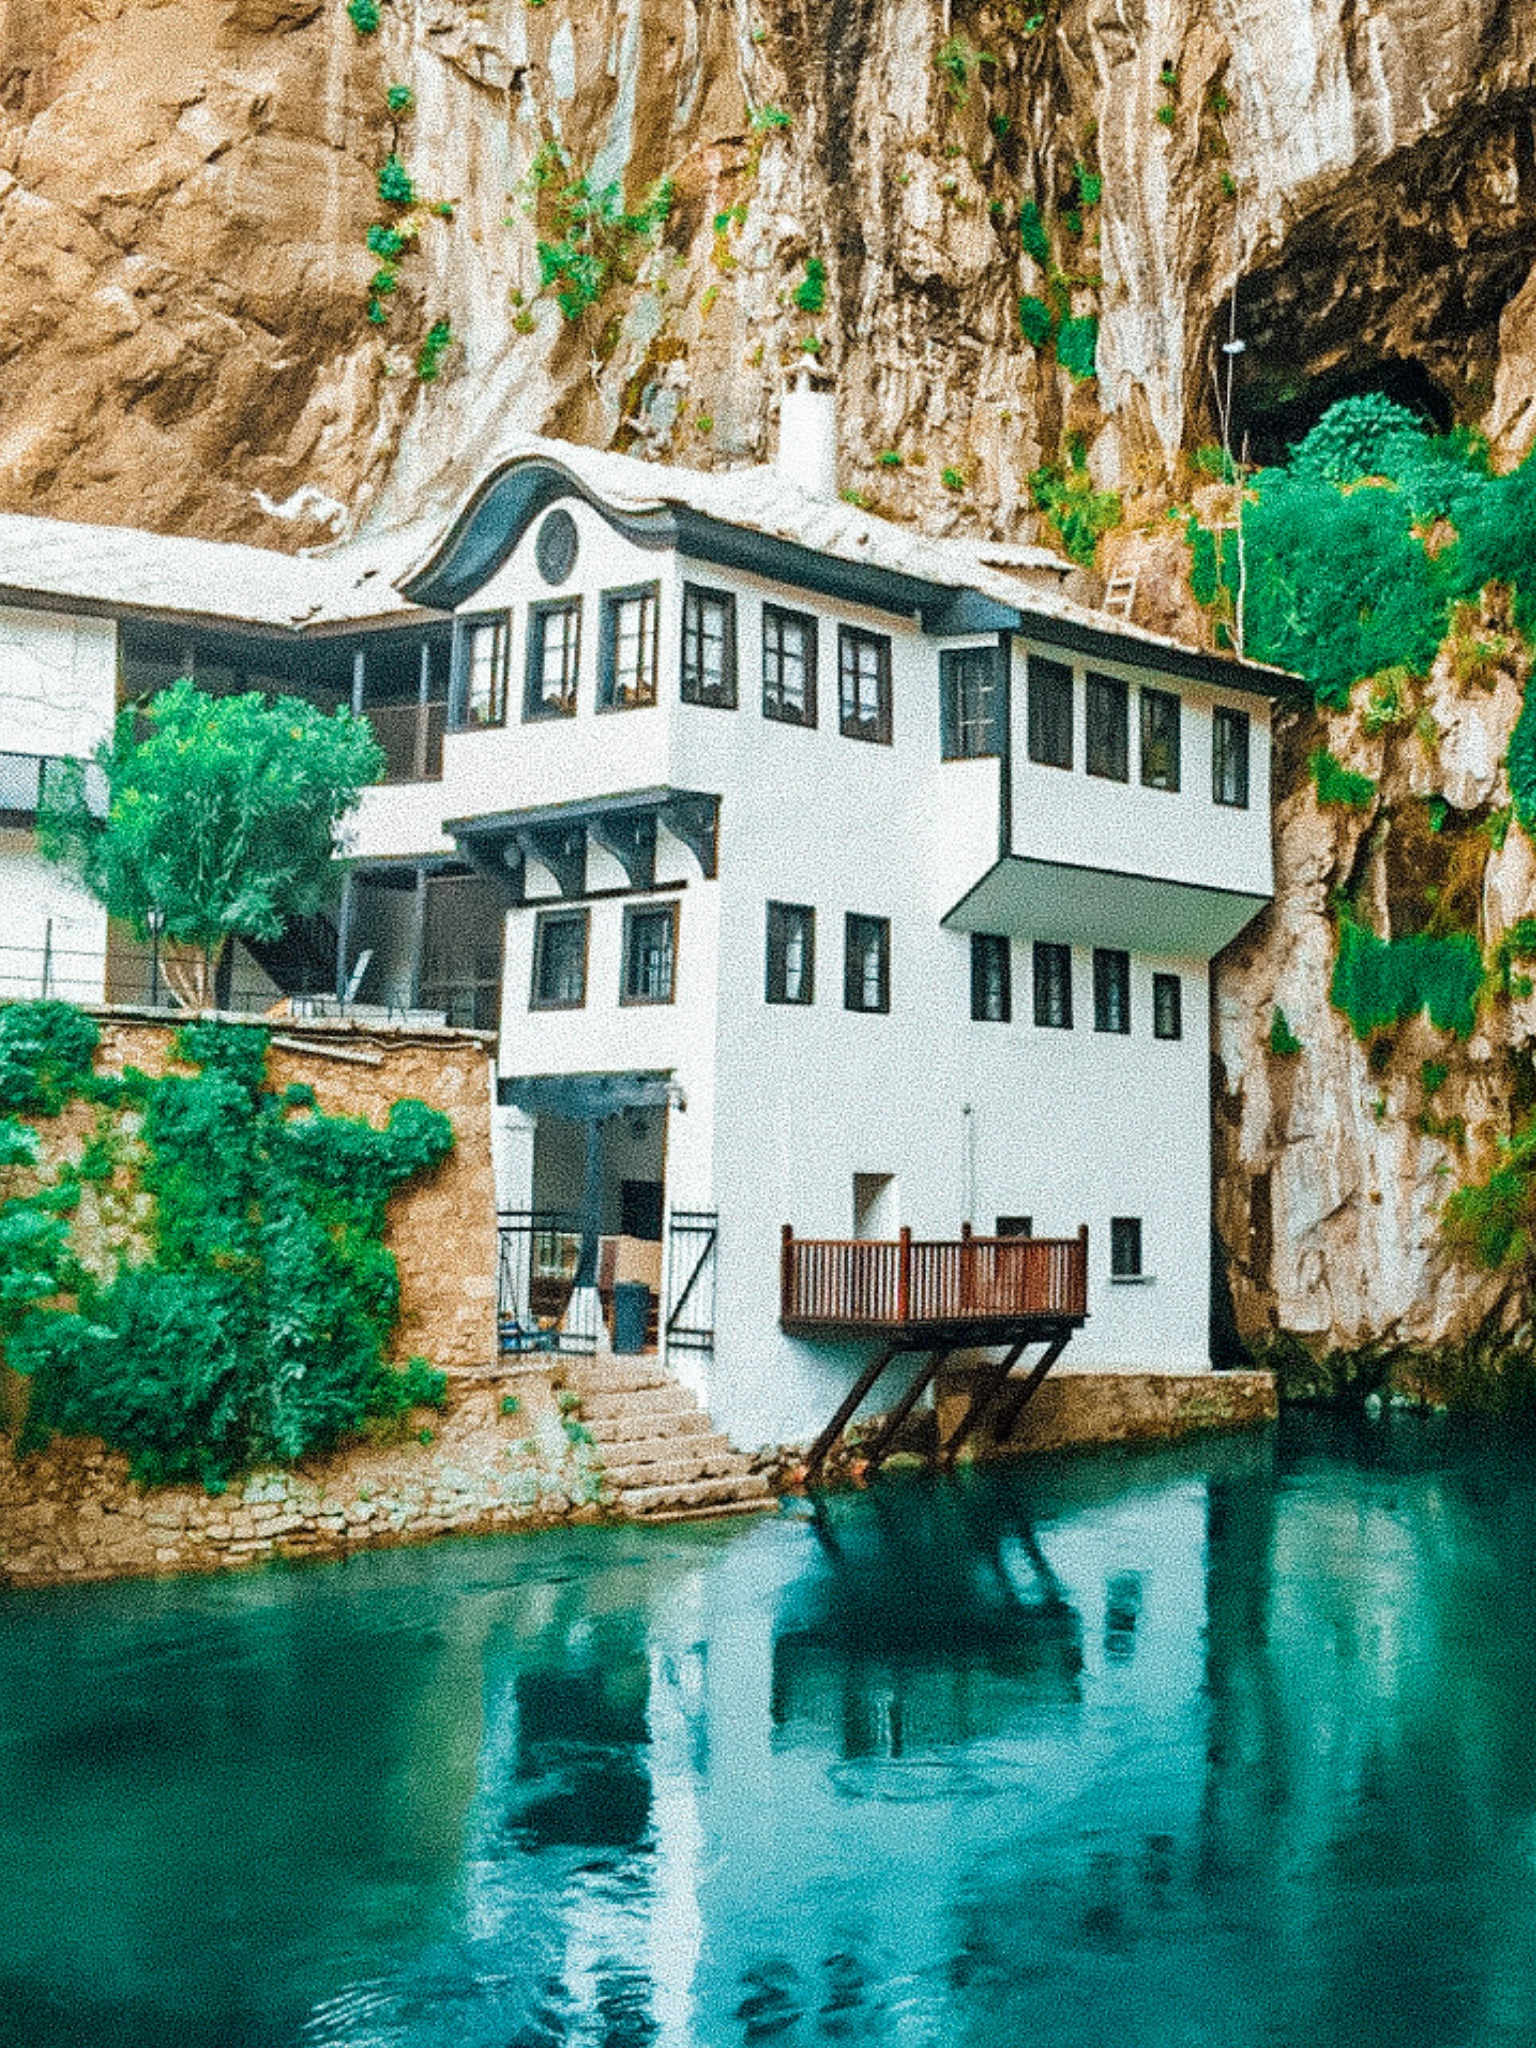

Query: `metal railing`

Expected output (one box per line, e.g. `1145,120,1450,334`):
497,1211,601,1356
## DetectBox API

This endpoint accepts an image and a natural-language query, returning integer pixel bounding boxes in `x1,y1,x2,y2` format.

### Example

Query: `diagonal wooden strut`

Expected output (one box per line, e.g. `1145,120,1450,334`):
990,1327,1074,1444
862,1350,950,1476
937,1339,1028,1470
803,1344,900,1486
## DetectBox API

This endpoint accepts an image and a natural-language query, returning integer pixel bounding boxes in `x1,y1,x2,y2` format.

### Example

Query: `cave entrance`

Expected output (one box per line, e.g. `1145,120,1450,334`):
1235,356,1454,471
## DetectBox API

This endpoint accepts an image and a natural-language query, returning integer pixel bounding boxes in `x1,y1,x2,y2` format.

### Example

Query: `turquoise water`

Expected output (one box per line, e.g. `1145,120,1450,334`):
4,1413,1536,2047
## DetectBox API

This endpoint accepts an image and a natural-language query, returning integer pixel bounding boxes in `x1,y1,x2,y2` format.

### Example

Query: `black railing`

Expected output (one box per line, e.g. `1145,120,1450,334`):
664,1209,718,1356
497,1210,601,1356
0,752,108,827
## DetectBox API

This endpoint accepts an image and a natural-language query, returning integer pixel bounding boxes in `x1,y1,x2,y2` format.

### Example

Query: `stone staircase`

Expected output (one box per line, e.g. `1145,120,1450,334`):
562,1356,776,1523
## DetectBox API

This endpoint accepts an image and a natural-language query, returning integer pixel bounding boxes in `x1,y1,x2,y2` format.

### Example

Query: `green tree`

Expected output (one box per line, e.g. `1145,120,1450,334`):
40,679,382,1000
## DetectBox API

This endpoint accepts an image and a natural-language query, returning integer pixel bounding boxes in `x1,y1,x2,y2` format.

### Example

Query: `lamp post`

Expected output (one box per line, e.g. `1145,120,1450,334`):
146,907,164,1009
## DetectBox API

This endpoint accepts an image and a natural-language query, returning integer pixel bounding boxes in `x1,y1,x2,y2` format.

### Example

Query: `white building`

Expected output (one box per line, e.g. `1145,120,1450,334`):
0,415,1282,1451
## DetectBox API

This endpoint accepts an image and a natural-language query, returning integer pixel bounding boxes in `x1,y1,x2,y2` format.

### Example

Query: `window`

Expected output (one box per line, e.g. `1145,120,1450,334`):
1027,655,1073,768
762,605,817,725
1086,673,1128,781
1094,948,1130,1033
1033,941,1072,1028
1110,1216,1143,1279
463,615,509,728
1153,972,1182,1041
682,584,737,708
530,909,588,1009
621,902,677,1004
996,1216,1033,1238
839,627,892,744
844,914,890,1013
766,901,815,1004
940,647,1001,759
1214,705,1251,807
525,600,581,720
970,933,1011,1022
1140,687,1181,791
599,583,660,710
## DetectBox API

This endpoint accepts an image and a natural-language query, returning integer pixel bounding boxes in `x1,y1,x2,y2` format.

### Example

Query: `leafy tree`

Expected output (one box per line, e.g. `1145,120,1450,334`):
40,679,382,1000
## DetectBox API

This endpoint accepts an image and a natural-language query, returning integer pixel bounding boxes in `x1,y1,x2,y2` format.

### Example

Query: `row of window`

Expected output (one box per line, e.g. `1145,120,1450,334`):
1023,657,1251,806
532,901,679,1009
970,935,1182,1037
981,1214,1147,1278
463,583,896,744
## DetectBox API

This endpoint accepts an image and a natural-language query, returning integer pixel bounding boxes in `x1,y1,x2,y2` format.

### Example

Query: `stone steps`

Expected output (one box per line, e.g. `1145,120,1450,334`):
561,1357,774,1523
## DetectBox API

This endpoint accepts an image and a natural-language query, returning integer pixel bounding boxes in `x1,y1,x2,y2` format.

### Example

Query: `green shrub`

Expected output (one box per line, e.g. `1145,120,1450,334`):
416,319,454,381
1507,681,1536,836
377,156,416,208
1329,918,1484,1041
941,466,966,493
1269,1007,1304,1056
1288,393,1427,485
1360,665,1412,733
750,105,791,131
3,1008,454,1483
527,156,675,321
0,1002,100,1116
366,223,406,260
1030,440,1122,569
1056,315,1099,383
1019,200,1050,267
1309,747,1377,810
346,0,380,32
1443,1119,1536,1271
792,257,827,314
386,83,415,115
1018,294,1053,348
1073,160,1103,207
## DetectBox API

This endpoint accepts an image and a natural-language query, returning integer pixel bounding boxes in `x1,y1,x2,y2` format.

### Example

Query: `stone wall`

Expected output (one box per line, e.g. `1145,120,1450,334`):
0,1363,603,1589
935,1368,1277,1460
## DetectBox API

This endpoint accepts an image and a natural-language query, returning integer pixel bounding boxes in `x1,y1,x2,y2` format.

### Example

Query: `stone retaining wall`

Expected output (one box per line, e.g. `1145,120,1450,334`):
0,1365,605,1588
935,1368,1278,1458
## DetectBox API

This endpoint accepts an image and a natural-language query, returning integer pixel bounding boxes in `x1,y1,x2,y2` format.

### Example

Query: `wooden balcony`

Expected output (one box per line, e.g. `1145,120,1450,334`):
781,1224,1088,1343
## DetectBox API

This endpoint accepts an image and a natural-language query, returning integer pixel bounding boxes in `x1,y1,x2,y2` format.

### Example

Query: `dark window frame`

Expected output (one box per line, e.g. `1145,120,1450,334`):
598,581,661,712
838,626,893,745
1153,972,1182,1041
681,583,738,709
970,932,1011,1022
1086,672,1129,782
1110,1216,1143,1279
996,1215,1034,1238
461,612,510,729
1027,656,1074,769
844,913,891,1014
1213,705,1251,808
1033,941,1073,1029
940,646,1001,760
620,899,678,1006
762,604,818,726
1139,686,1182,792
529,908,590,1011
765,900,816,1005
1093,948,1131,1034
524,599,582,722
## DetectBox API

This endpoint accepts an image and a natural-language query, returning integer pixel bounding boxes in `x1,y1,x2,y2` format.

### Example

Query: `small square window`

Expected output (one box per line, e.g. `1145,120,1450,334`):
1214,705,1251,807
970,933,1011,1022
763,605,818,725
1027,656,1073,769
530,909,588,1009
525,600,581,720
844,913,890,1013
1140,687,1181,791
996,1216,1033,1238
599,584,660,710
766,901,815,1004
461,614,509,728
621,902,677,1004
682,584,737,708
1033,941,1072,1028
1093,948,1130,1033
839,627,893,744
1153,972,1182,1041
1086,673,1129,781
1110,1216,1143,1279
941,647,1001,759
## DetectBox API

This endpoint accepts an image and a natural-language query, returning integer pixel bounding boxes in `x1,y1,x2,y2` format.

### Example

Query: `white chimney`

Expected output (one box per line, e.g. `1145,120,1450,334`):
777,369,838,500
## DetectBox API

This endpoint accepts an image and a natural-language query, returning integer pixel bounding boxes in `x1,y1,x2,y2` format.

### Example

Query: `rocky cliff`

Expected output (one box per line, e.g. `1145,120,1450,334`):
4,0,1536,1383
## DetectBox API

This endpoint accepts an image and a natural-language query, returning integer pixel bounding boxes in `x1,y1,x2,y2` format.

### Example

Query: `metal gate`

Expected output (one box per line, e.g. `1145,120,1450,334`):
496,1210,600,1356
664,1209,718,1357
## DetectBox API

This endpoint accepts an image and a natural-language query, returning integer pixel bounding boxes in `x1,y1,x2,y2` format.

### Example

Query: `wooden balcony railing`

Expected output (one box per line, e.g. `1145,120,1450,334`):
780,1224,1088,1333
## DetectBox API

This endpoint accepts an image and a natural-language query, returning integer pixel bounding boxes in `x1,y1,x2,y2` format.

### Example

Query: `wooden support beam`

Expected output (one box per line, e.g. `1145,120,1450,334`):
937,1339,1028,1470
991,1327,1074,1443
862,1349,949,1474
590,809,657,889
803,1344,900,1486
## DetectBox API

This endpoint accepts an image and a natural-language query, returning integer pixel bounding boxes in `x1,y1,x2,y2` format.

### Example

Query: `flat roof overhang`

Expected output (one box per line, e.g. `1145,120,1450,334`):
943,855,1270,959
497,1070,674,1119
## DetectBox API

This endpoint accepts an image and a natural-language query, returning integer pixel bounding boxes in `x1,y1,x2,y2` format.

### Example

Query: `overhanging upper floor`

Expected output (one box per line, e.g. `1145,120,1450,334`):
942,854,1269,959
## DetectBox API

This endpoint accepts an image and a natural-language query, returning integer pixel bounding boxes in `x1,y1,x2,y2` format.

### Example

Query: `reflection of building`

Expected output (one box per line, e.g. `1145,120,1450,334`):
0,402,1284,1448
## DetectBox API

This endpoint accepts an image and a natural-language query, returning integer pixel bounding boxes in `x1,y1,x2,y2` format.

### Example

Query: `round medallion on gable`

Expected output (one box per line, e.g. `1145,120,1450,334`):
535,508,579,585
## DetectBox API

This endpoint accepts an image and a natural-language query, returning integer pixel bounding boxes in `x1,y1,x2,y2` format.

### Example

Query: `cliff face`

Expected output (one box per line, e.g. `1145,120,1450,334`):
4,0,1536,1373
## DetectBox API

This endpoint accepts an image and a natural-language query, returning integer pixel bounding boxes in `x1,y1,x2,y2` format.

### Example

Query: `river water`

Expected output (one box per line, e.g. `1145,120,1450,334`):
4,1412,1536,2048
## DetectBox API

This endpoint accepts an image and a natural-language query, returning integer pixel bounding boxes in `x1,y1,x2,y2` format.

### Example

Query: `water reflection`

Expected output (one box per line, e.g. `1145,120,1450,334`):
11,1419,1536,2046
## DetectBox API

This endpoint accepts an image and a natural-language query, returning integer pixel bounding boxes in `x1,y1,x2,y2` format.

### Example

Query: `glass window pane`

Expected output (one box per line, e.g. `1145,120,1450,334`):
1153,972,1182,1040
971,933,1010,1021
942,648,1000,760
1214,707,1250,807
1111,1216,1142,1277
1093,948,1130,1033
1027,657,1073,768
1086,674,1128,781
623,905,675,1002
1140,687,1181,790
766,901,815,1004
1033,942,1072,1028
764,607,817,725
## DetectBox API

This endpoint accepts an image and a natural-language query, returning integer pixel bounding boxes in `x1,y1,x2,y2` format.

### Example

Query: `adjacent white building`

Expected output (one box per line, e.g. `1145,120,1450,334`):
0,415,1283,1449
